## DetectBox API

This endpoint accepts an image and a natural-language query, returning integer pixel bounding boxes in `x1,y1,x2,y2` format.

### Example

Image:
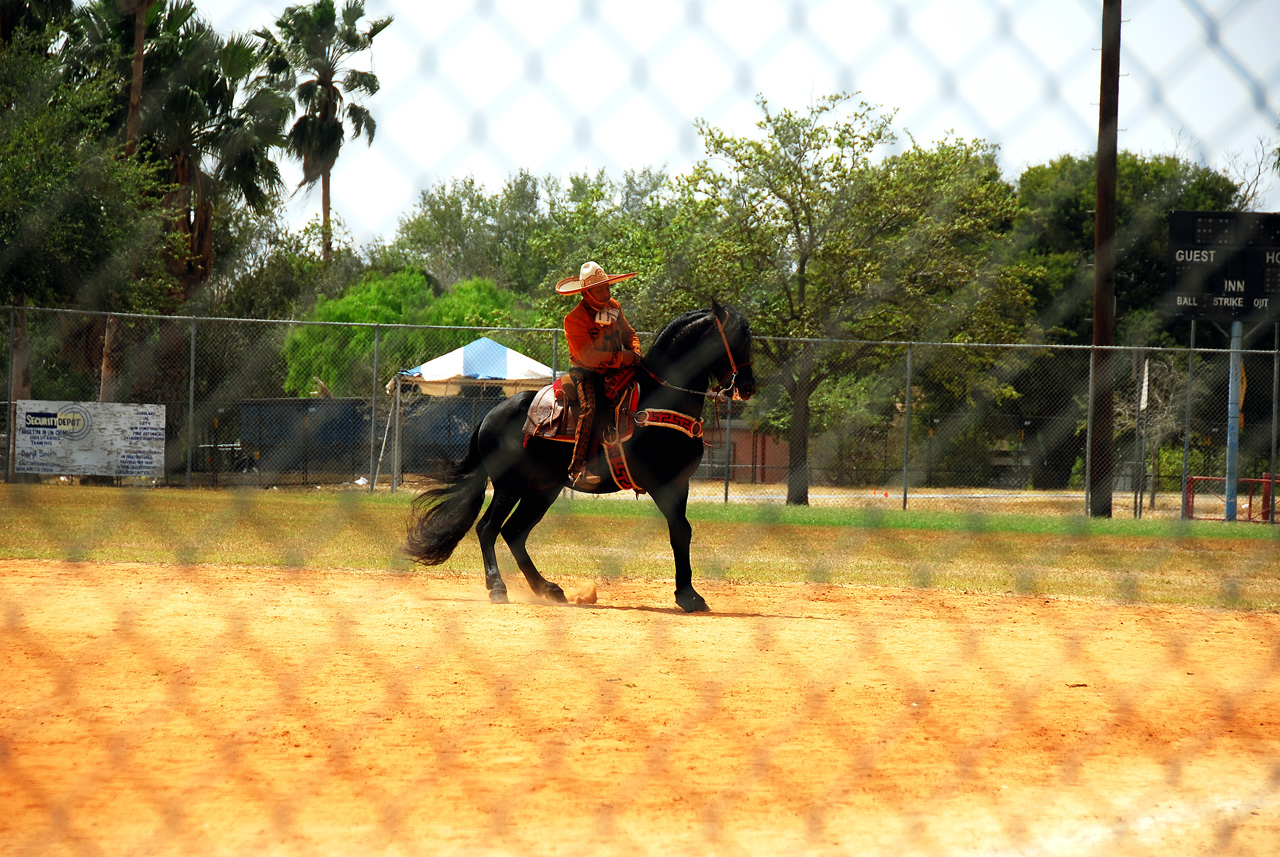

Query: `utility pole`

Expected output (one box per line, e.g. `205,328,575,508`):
1089,0,1122,518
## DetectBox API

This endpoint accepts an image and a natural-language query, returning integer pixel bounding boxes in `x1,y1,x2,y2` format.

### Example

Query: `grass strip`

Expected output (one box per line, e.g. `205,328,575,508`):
2,484,1277,610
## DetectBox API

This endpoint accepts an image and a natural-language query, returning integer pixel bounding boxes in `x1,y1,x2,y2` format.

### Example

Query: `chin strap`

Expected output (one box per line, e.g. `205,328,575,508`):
641,310,751,401
712,310,752,399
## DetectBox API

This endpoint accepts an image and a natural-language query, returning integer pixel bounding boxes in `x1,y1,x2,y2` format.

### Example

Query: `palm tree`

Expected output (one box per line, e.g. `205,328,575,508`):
0,0,74,43
63,0,292,404
116,0,153,156
66,0,292,298
256,0,392,262
148,25,292,292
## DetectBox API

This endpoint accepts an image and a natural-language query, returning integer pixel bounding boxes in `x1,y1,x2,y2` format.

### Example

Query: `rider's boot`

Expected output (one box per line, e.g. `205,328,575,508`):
568,376,601,489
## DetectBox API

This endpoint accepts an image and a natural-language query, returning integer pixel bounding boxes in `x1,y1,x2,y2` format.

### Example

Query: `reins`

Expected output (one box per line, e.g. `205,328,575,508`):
636,310,750,449
639,311,750,403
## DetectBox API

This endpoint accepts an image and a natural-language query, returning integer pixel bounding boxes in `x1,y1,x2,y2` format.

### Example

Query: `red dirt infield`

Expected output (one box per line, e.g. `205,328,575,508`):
2,559,1278,856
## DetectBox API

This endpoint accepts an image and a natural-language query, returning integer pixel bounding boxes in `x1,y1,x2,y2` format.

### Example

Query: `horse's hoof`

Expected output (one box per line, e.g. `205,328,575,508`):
489,589,510,604
542,583,567,604
675,588,709,613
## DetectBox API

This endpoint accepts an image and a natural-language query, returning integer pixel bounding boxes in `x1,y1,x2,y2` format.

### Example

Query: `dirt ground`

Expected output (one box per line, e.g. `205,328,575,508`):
2,559,1279,857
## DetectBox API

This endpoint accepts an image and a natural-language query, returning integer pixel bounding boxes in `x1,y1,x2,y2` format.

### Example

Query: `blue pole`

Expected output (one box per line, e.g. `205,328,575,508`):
1225,320,1243,521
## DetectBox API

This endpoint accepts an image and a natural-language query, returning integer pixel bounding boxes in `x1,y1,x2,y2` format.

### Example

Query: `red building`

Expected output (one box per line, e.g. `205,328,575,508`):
701,426,789,483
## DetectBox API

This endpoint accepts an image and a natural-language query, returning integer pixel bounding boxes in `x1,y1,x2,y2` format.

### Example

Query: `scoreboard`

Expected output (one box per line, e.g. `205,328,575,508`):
1166,210,1280,322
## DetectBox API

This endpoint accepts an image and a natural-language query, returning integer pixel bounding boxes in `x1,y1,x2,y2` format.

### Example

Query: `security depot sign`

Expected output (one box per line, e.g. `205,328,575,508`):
14,400,165,477
1166,210,1280,322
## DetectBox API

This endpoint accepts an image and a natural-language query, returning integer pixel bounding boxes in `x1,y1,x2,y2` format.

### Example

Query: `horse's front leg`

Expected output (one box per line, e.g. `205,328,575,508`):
651,485,707,612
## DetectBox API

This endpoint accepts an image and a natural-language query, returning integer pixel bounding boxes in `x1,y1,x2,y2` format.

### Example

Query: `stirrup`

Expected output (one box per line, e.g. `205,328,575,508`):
570,469,602,489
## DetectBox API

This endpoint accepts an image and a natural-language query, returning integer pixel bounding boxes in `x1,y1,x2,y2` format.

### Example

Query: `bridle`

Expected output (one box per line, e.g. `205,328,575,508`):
641,310,751,403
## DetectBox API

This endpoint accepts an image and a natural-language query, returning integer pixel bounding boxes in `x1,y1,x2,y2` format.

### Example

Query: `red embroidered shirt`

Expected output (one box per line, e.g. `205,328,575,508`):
564,299,642,372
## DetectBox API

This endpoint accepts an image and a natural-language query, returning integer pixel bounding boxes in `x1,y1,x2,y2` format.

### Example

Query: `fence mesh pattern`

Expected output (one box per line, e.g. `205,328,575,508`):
5,1,1280,855
5,306,1280,855
6,307,1279,514
206,0,1280,243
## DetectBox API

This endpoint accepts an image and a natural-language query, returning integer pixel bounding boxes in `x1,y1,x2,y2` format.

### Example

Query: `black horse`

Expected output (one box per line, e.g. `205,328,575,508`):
405,301,756,612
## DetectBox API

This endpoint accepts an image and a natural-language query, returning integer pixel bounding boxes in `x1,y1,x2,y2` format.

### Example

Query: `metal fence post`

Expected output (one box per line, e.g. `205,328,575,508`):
1084,347,1095,517
1225,320,1243,521
902,344,912,510
392,377,401,494
1181,321,1196,520
1134,350,1145,519
5,308,13,484
723,401,732,503
186,318,196,489
1271,323,1278,524
369,324,380,492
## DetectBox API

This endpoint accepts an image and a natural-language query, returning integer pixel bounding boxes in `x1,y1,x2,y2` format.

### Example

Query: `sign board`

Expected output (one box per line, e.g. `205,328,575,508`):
14,400,166,477
1166,210,1280,322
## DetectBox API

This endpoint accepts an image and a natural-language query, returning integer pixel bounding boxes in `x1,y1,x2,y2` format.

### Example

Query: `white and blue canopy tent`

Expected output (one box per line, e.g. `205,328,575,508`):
388,336,555,397
380,337,555,489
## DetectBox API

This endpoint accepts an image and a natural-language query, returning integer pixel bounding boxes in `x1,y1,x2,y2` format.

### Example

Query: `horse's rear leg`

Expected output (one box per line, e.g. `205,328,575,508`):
500,489,566,603
476,489,519,603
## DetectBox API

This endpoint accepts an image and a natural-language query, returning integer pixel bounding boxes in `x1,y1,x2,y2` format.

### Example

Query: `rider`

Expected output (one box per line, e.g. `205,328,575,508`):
556,261,643,489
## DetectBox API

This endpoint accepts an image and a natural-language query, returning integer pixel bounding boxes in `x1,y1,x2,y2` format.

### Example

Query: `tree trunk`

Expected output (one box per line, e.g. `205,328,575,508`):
8,301,33,481
151,318,189,478
785,346,818,505
162,150,213,299
99,314,124,403
786,390,812,505
10,305,31,401
321,167,332,263
124,1,151,157
85,315,129,485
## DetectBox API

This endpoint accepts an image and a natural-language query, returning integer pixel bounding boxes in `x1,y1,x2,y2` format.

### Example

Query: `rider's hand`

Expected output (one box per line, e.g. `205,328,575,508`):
621,350,641,366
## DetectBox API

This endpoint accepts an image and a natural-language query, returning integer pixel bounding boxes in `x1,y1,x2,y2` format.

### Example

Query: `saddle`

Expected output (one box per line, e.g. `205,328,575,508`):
522,373,637,444
523,373,641,491
522,370,704,493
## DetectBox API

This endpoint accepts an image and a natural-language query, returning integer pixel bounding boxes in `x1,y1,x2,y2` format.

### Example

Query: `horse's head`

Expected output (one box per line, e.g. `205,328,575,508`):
644,301,756,402
710,300,755,401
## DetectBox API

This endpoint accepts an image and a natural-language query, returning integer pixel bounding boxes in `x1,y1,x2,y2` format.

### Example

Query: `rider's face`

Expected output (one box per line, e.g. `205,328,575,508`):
583,283,611,309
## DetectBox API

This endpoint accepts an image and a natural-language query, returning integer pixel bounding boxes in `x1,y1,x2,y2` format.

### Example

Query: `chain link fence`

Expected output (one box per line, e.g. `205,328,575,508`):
5,1,1280,854
6,306,1278,520
5,315,1280,856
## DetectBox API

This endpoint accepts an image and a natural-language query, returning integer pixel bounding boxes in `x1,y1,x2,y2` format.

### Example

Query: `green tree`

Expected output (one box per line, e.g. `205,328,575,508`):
256,0,391,264
61,0,292,408
1,0,73,42
66,0,292,299
178,215,366,414
1,23,168,423
669,94,1032,504
1015,151,1242,347
522,169,673,328
281,274,528,397
203,214,362,320
374,167,670,325
377,176,508,289
376,170,556,296
1007,151,1243,488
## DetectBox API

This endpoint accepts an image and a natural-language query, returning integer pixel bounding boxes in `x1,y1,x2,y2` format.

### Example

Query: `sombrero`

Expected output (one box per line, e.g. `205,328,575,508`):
555,261,637,295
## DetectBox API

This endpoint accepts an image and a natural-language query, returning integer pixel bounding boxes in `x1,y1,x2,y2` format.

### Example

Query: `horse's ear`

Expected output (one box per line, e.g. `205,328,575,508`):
711,298,725,321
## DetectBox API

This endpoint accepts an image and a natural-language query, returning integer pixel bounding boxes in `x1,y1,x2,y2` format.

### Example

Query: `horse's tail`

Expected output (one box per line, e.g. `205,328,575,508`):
405,428,488,566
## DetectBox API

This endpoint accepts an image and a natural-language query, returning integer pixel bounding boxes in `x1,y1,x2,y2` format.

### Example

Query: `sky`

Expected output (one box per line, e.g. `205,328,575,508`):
203,0,1280,248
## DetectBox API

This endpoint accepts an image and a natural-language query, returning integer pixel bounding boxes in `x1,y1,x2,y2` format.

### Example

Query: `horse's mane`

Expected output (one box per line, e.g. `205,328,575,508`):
649,308,712,356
